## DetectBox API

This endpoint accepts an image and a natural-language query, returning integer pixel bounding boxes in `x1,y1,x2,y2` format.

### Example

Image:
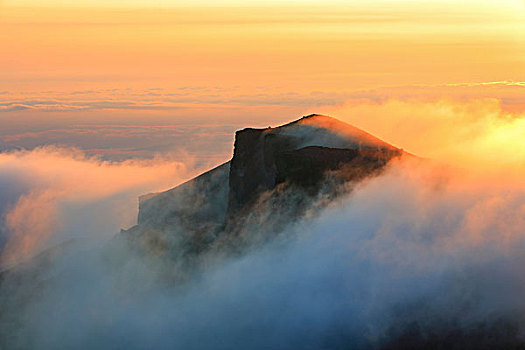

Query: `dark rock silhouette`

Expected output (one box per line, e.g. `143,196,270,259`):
124,114,403,257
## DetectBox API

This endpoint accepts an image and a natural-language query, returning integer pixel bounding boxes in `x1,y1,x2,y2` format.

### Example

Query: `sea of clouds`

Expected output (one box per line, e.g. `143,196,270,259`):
1,99,524,349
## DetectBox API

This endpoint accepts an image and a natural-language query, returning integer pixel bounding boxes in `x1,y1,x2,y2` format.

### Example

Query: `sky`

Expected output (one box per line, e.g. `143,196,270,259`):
1,2,525,346
0,0,524,162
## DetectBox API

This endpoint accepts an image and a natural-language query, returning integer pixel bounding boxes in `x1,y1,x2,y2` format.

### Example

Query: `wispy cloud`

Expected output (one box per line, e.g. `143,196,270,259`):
1,82,523,113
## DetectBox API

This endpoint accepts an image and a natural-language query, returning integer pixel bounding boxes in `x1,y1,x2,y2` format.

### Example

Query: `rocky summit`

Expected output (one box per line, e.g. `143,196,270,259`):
123,114,404,258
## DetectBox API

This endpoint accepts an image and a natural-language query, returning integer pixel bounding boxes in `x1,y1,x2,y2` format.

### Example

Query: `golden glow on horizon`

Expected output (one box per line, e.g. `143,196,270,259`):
1,1,523,93
0,0,523,153
3,0,525,8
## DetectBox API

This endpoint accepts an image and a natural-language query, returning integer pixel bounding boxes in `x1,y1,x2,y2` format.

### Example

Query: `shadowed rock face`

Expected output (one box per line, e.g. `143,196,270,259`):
125,114,403,256
228,130,401,217
126,161,230,257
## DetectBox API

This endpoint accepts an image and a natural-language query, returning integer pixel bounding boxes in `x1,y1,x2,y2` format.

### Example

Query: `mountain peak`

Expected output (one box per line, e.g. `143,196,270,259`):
126,114,404,258
263,114,397,151
227,114,401,216
301,113,329,119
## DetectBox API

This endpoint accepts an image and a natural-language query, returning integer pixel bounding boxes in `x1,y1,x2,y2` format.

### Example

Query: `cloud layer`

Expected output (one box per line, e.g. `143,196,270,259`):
0,147,202,266
2,155,525,348
322,98,525,175
1,82,523,113
1,98,525,348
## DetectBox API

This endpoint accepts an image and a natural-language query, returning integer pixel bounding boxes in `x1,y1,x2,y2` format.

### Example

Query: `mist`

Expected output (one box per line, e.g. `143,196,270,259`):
321,98,525,175
1,100,525,348
1,157,524,348
0,146,203,266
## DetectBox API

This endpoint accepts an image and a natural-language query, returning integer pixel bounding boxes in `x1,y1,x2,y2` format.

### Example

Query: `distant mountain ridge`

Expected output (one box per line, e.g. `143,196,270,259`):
124,114,404,257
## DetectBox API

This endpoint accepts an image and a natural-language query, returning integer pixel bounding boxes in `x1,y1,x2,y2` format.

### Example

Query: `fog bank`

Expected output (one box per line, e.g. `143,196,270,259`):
1,153,525,348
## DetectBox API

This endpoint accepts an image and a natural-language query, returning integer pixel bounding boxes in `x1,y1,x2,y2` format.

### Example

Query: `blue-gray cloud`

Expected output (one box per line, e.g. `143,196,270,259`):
1,155,525,349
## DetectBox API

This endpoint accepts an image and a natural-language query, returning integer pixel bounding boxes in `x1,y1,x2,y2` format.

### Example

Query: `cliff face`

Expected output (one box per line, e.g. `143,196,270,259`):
124,114,403,257
227,128,276,216
125,162,230,257
137,162,230,228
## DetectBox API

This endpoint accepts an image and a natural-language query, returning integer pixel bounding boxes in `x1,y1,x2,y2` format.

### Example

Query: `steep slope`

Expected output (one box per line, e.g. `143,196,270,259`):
227,114,401,219
125,162,230,257
123,114,403,258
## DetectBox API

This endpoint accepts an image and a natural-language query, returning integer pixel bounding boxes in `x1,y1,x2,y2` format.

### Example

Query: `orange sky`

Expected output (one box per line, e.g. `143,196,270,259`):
0,0,524,160
2,1,523,91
